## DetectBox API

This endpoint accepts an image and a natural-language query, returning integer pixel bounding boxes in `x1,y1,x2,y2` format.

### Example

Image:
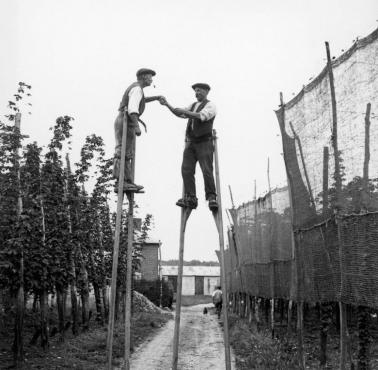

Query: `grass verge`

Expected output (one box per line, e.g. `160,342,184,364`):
229,314,299,369
0,311,172,369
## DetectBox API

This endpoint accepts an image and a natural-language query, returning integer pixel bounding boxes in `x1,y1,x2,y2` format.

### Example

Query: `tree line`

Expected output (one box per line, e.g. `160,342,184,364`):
0,83,152,367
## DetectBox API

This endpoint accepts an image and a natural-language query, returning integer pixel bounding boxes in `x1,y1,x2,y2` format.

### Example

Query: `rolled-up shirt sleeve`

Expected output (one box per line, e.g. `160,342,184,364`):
199,101,217,121
127,86,143,115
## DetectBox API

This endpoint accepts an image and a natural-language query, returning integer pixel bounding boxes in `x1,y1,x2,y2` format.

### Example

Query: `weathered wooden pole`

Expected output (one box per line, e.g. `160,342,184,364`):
14,112,24,367
362,103,371,209
357,102,372,370
288,122,316,210
107,112,128,370
319,146,330,369
172,205,191,370
325,41,348,370
123,134,137,370
228,185,245,298
267,157,275,338
123,192,134,370
212,130,232,370
279,92,304,367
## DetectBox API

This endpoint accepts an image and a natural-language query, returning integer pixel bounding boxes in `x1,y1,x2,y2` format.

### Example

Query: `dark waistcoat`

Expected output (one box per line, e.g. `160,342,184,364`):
186,99,215,138
118,82,145,115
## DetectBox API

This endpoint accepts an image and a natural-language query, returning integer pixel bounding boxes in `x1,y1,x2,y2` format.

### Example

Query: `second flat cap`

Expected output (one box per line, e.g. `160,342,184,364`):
192,83,211,91
136,68,156,77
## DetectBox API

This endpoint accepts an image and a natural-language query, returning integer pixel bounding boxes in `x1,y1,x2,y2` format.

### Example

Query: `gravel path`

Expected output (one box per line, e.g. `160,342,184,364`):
130,304,236,370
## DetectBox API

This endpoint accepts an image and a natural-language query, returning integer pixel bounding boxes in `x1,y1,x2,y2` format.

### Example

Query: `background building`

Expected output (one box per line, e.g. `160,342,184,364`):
136,237,161,281
161,265,220,296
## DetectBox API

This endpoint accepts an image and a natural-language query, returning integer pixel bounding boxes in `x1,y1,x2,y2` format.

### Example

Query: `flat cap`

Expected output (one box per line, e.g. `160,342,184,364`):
192,83,211,91
136,68,156,77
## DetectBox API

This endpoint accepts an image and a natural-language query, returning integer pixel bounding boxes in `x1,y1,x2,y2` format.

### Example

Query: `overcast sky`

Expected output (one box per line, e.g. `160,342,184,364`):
1,0,377,261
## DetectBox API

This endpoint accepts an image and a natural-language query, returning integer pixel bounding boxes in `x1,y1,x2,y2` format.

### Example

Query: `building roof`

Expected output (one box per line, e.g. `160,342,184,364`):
161,265,220,277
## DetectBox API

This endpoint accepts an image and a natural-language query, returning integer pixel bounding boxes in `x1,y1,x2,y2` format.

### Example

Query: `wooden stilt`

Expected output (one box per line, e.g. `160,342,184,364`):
106,112,128,370
172,206,192,370
123,192,134,370
212,130,232,370
123,126,138,370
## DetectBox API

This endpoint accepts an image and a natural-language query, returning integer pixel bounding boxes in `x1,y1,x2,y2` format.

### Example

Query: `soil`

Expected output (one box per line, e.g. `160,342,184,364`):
126,304,236,370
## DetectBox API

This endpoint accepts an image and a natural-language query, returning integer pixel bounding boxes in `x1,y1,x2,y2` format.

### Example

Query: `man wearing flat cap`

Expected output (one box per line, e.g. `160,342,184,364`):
160,83,218,211
114,68,162,192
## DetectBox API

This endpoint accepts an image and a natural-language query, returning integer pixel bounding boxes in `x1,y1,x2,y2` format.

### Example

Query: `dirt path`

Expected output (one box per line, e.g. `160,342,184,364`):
130,304,236,370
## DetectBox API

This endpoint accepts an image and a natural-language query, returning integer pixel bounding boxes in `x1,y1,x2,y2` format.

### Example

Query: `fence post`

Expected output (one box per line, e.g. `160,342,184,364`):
320,146,330,369
362,103,371,209
357,103,372,370
296,233,306,370
267,158,275,338
14,112,25,367
325,40,349,370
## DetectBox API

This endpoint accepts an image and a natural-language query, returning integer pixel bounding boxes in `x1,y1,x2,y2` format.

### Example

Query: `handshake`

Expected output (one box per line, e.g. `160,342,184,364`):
158,96,168,106
157,96,187,117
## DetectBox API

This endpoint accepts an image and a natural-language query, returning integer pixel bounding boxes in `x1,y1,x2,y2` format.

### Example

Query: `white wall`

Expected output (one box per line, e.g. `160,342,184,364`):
204,277,220,295
182,276,195,295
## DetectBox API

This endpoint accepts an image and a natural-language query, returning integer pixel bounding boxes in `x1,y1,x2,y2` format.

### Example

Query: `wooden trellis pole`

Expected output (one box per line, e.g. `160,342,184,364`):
267,157,275,338
325,40,349,370
212,130,231,370
14,112,25,367
278,92,304,368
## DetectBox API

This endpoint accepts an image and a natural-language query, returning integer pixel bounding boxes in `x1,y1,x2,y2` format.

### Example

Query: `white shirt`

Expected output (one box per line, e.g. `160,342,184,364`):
185,101,217,122
127,85,144,115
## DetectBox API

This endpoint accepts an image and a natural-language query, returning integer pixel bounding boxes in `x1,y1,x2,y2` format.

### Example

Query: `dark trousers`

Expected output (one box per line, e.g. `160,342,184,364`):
181,139,216,200
113,111,135,182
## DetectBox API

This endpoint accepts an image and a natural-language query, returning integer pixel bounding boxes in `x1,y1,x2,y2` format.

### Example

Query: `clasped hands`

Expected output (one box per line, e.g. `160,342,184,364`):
158,96,168,106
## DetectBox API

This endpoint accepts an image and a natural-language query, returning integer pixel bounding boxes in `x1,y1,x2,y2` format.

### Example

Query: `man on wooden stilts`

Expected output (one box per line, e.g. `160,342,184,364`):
160,83,218,211
113,68,162,192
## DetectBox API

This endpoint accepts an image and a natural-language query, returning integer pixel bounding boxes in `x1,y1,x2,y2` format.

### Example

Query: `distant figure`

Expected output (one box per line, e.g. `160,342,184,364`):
203,307,208,315
212,286,222,319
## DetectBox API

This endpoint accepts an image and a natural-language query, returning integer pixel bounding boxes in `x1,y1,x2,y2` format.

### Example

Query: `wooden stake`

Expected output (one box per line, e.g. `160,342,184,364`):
325,41,348,370
123,131,138,370
363,103,371,209
297,299,305,369
228,185,235,208
228,186,245,295
14,112,25,367
267,158,275,338
107,112,128,370
279,92,303,363
172,206,191,370
326,41,352,370
212,130,231,370
288,122,316,210
320,146,330,369
322,147,329,214
123,192,134,370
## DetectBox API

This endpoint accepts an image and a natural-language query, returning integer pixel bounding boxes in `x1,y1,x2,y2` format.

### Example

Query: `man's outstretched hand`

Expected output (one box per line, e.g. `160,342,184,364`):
159,96,168,105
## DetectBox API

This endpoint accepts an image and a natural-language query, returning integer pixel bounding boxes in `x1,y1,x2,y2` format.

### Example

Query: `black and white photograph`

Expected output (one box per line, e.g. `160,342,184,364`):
1,0,378,369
